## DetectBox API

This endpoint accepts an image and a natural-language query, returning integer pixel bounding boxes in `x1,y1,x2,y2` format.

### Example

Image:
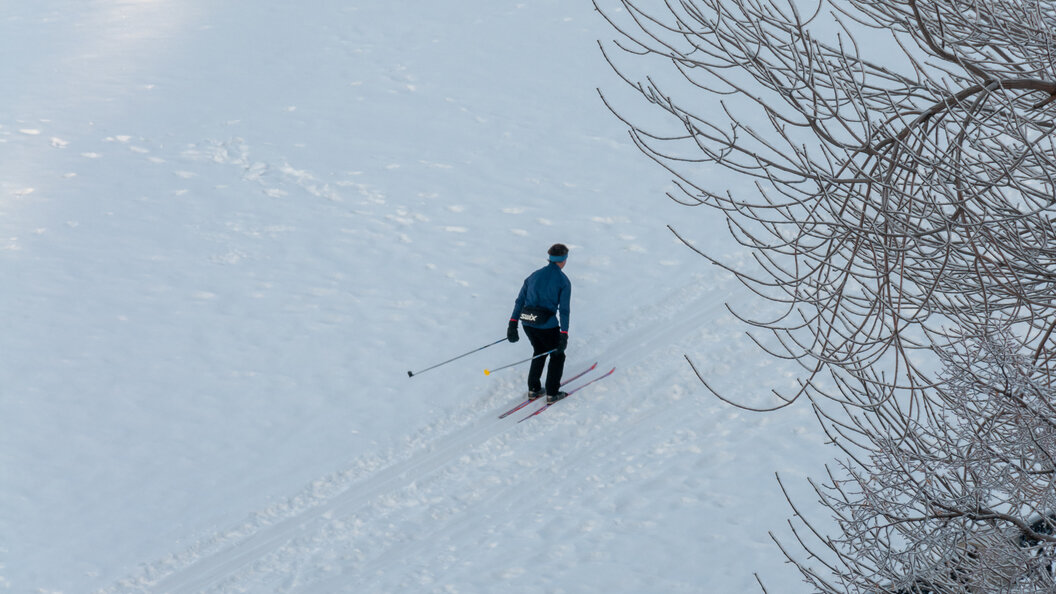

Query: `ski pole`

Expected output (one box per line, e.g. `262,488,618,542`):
407,337,508,378
484,349,557,376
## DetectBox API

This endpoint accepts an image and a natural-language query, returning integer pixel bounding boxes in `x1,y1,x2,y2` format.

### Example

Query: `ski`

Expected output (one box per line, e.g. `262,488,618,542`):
497,398,537,420
561,361,598,386
518,366,616,423
498,362,598,419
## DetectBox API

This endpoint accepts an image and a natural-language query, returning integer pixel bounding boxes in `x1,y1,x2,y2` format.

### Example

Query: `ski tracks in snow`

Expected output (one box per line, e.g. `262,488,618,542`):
110,410,513,593
104,268,746,593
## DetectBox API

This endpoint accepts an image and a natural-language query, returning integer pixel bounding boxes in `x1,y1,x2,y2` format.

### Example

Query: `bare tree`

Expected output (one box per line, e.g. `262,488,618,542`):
596,0,1056,590
790,330,1056,592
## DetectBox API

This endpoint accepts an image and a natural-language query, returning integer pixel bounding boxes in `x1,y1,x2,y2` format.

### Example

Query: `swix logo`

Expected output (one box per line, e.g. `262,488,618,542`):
520,313,538,322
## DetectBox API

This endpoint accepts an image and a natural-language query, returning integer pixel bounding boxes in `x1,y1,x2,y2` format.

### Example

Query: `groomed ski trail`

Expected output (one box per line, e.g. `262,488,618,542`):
104,273,768,594
140,409,516,594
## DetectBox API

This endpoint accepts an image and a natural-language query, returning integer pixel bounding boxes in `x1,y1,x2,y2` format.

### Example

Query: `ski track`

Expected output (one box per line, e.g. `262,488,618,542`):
104,274,736,593
301,401,701,594
146,414,510,594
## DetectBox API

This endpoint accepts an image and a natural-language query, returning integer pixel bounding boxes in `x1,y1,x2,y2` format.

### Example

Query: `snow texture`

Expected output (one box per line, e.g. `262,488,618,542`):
1,1,830,592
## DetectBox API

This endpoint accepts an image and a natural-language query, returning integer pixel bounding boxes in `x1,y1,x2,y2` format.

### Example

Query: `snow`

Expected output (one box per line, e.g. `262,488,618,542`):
1,1,832,592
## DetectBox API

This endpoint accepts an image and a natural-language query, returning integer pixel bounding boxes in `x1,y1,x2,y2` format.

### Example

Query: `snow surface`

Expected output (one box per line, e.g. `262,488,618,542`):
2,1,833,592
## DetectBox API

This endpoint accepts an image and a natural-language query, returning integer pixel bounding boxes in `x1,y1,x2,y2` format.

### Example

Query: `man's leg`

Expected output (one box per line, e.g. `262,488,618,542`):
544,332,566,396
525,327,564,395
523,326,547,393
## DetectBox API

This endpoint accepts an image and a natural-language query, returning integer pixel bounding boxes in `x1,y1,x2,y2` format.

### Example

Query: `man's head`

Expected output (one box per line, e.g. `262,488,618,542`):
548,243,569,268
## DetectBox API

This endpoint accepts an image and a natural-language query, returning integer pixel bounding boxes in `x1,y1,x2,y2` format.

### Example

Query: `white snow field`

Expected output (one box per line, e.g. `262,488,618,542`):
2,1,833,592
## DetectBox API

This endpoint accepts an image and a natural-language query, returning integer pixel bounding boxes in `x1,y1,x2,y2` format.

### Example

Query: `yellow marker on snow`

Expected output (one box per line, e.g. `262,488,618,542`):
484,369,491,376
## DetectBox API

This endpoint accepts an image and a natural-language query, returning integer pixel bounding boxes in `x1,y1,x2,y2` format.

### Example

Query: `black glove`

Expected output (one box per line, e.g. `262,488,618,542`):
507,320,520,343
558,332,568,353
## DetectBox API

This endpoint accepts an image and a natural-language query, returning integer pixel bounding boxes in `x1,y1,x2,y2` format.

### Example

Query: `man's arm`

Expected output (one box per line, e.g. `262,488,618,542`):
558,280,571,333
510,279,528,322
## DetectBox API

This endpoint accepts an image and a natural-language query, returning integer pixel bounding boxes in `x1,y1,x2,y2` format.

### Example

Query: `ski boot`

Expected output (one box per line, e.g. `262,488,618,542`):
546,391,568,404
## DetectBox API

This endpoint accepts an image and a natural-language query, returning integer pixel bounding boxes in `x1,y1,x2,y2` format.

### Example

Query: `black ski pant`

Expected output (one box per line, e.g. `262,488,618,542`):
523,325,565,395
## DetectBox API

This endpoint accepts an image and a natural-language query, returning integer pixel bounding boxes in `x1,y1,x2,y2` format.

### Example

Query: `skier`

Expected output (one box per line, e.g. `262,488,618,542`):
507,243,571,404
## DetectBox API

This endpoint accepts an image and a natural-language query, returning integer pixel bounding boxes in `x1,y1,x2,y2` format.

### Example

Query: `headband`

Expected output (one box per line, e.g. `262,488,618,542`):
549,254,568,263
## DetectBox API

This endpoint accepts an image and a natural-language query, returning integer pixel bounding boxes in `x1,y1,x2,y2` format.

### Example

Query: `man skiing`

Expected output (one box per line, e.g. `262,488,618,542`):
507,243,571,404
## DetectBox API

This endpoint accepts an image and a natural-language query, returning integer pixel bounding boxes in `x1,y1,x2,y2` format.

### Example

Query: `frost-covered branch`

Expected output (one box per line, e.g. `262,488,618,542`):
598,0,1056,589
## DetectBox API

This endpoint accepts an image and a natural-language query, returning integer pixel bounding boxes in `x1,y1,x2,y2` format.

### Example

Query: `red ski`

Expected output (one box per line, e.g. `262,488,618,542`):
518,367,616,423
498,362,597,419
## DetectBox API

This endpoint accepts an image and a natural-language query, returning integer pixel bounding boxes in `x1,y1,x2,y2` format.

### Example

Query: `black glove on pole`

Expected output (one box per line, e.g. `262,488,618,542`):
558,332,568,353
507,320,520,343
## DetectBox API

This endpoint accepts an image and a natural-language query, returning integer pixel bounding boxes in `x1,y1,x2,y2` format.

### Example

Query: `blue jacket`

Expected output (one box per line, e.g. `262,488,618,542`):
511,262,571,332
